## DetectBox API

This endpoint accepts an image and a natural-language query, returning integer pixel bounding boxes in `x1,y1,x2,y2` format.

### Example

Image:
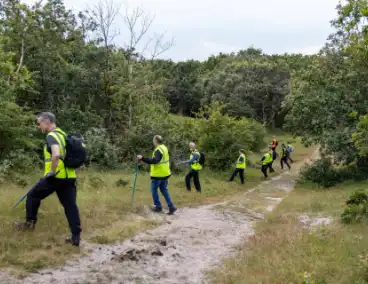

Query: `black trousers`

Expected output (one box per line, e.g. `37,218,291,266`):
185,169,201,192
229,168,244,184
272,149,277,160
281,157,291,169
268,162,275,173
261,165,269,177
26,177,82,236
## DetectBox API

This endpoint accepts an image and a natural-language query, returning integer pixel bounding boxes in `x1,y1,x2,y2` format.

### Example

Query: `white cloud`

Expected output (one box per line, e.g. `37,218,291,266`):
21,0,340,60
287,45,323,55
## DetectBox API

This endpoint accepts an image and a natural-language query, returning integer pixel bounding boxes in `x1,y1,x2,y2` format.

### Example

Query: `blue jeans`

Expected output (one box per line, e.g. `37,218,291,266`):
150,179,175,210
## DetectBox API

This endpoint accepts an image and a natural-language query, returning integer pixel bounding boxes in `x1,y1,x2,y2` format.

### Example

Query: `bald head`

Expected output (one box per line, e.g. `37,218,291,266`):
189,142,196,151
153,135,163,147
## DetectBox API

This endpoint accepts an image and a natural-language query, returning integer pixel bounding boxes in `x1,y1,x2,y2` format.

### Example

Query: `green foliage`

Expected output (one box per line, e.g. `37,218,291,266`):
285,0,368,171
195,102,266,170
0,0,312,173
0,35,41,177
197,52,291,127
300,155,368,188
84,128,120,169
300,158,340,188
341,190,368,224
120,99,196,166
352,114,368,156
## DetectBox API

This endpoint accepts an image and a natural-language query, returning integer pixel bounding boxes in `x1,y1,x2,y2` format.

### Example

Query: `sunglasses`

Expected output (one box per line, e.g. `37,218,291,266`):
35,119,43,126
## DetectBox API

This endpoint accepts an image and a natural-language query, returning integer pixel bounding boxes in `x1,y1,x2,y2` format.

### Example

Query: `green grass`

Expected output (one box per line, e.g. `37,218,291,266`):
0,132,310,274
210,180,368,284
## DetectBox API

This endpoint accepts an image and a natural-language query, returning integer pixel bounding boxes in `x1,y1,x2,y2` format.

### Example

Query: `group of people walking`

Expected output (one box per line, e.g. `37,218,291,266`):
13,112,295,247
227,136,294,182
259,136,294,178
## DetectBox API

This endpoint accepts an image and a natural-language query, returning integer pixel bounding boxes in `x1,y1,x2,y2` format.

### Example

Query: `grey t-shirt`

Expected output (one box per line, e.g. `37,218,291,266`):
46,135,59,153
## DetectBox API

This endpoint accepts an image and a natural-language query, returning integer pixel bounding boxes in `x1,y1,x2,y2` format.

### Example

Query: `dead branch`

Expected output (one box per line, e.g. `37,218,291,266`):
150,32,174,59
89,0,121,48
123,5,154,52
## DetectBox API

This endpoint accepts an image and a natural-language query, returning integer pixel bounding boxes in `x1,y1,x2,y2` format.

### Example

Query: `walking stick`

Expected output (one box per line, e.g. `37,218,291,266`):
12,171,60,209
12,192,29,209
131,156,139,209
12,179,42,209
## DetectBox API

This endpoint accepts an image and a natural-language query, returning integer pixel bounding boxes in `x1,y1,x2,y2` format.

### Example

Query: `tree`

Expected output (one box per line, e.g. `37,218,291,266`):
0,36,38,171
197,55,290,127
285,0,368,165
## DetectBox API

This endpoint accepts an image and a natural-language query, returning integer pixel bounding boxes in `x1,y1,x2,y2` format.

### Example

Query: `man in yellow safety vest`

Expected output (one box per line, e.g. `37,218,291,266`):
228,149,246,184
14,112,82,246
137,135,177,215
261,146,274,178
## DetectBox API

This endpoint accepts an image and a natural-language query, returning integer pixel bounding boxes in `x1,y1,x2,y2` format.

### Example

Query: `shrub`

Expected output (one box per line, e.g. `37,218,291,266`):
84,128,120,169
341,190,368,224
300,157,340,188
195,102,266,170
119,101,198,170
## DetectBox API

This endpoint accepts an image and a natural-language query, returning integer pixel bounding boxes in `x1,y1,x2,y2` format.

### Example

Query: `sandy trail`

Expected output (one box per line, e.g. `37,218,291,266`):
1,150,319,284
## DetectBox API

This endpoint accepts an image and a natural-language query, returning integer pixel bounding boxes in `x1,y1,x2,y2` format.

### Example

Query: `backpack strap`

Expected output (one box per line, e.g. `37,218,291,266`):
49,129,68,178
50,131,66,159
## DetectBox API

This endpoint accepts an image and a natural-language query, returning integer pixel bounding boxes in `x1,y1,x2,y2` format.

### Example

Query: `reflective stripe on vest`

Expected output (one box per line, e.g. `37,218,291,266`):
190,150,202,171
44,128,76,179
150,145,171,178
236,153,246,169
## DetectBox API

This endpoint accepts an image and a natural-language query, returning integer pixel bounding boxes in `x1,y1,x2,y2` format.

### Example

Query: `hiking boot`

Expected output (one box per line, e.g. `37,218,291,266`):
14,220,36,231
65,235,80,247
150,206,162,213
167,207,177,215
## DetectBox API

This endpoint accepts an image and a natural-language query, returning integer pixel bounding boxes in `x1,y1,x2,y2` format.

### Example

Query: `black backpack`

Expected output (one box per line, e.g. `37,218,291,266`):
198,152,205,167
55,131,88,169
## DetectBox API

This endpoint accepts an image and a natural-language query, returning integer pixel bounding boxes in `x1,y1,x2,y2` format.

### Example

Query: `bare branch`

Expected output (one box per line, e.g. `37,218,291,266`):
139,36,153,57
123,5,155,55
150,32,174,59
89,0,121,48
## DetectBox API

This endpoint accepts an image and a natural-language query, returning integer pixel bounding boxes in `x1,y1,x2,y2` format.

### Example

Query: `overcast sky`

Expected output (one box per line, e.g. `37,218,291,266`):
24,0,340,61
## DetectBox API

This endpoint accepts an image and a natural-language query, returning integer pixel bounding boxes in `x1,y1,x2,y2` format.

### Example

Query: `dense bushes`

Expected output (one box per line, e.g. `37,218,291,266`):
194,103,266,170
0,98,267,180
300,156,368,188
116,101,266,172
341,190,368,224
300,158,340,188
84,128,120,169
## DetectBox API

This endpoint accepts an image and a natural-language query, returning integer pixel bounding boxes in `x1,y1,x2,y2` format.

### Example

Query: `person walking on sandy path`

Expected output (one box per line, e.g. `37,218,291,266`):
137,135,177,215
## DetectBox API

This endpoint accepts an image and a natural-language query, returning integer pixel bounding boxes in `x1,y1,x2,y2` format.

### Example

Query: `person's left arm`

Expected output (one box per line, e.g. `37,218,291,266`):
46,135,61,173
186,153,199,165
237,156,244,164
138,150,162,164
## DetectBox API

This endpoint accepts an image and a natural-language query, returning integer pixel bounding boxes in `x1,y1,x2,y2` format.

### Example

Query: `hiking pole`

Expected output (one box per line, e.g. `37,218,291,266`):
12,179,41,209
12,171,60,209
131,154,139,209
12,193,28,209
